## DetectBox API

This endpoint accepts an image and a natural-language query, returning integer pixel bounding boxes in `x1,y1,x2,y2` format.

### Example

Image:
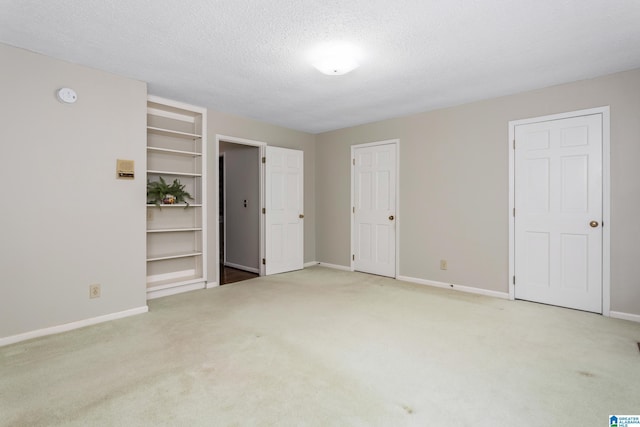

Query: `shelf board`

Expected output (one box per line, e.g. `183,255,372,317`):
147,126,202,140
146,204,202,207
147,276,205,291
147,228,203,233
147,146,202,157
147,251,203,262
147,170,202,177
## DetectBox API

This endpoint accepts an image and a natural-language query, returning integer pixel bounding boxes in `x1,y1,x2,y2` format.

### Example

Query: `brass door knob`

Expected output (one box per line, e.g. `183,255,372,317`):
589,220,599,228
389,215,395,220
299,214,304,219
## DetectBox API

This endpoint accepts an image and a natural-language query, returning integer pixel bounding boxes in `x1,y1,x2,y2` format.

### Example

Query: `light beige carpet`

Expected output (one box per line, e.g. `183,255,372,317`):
1,267,639,426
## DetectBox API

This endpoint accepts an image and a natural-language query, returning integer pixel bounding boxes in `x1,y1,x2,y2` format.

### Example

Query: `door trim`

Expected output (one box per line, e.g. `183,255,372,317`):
508,107,610,315
350,139,400,278
219,152,227,266
215,135,267,285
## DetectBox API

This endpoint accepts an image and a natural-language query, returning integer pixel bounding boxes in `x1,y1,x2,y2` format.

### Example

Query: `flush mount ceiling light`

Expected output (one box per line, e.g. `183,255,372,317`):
309,42,362,76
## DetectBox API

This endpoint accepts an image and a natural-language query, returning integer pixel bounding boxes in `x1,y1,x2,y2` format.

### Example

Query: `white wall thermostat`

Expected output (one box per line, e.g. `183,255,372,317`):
56,87,78,104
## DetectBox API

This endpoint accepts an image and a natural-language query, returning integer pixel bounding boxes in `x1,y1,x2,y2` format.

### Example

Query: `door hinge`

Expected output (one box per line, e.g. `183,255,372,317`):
352,254,355,261
352,158,355,166
513,208,515,217
262,157,266,164
513,139,516,149
513,276,516,285
262,258,266,265
262,207,266,214
352,206,355,214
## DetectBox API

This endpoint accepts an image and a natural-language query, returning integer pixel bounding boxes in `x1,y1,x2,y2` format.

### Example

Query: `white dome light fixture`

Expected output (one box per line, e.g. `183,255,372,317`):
310,41,362,76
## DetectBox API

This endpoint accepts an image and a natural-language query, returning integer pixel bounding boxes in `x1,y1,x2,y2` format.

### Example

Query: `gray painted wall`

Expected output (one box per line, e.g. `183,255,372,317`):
316,68,640,316
0,44,148,338
219,142,260,271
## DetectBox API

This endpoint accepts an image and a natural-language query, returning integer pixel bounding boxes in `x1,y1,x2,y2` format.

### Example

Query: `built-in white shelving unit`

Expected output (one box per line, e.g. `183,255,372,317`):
146,95,207,299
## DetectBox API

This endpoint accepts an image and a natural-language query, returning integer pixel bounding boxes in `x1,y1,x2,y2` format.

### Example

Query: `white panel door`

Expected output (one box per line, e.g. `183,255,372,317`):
353,143,397,278
515,114,603,313
265,146,304,275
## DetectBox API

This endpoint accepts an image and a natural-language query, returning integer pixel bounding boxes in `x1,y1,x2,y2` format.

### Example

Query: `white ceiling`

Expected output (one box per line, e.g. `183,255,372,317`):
2,0,639,133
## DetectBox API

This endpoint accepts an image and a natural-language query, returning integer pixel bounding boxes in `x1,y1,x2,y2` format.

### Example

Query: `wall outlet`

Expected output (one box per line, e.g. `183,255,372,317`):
89,284,101,299
440,259,448,270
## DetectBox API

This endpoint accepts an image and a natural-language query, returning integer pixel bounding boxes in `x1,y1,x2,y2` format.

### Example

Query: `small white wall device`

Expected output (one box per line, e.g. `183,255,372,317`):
56,87,78,104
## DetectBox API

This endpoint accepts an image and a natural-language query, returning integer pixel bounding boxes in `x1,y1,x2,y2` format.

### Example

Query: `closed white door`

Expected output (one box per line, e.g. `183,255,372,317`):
353,142,397,278
265,146,304,275
514,113,603,313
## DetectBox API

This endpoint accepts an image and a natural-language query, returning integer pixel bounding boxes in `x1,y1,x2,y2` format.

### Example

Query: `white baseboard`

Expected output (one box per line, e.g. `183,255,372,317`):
609,311,640,323
206,281,219,289
223,262,259,274
0,306,149,348
398,275,510,300
318,262,352,272
304,261,320,268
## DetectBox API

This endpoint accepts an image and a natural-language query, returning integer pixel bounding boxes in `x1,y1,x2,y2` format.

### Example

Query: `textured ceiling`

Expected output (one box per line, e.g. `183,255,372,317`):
1,0,639,133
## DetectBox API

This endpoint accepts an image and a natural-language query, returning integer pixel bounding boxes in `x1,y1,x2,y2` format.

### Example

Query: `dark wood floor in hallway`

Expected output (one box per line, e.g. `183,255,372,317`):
220,266,259,285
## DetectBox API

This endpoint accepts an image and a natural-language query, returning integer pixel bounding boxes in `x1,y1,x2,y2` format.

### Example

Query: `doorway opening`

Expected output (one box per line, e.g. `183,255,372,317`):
217,138,265,285
214,135,305,286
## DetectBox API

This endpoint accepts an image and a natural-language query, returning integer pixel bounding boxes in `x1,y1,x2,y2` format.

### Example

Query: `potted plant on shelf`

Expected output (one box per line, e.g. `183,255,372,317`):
147,176,194,207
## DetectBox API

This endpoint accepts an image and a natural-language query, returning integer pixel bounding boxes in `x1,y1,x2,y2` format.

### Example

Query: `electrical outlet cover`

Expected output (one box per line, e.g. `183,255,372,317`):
89,284,101,298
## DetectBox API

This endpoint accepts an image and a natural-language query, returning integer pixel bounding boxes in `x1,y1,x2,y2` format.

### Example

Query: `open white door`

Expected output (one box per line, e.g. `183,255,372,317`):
352,141,398,278
265,146,304,275
514,113,603,313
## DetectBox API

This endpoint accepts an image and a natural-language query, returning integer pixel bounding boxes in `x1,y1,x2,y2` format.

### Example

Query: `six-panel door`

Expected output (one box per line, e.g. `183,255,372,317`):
514,114,603,313
265,146,304,275
353,143,397,278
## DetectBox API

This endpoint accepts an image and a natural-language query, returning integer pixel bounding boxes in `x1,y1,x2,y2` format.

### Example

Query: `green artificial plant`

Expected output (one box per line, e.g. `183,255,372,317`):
147,176,194,207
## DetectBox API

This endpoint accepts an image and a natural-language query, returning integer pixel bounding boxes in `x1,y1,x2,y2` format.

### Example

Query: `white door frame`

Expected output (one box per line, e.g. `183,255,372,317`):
350,139,400,278
508,107,610,315
215,135,267,285
219,152,227,266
